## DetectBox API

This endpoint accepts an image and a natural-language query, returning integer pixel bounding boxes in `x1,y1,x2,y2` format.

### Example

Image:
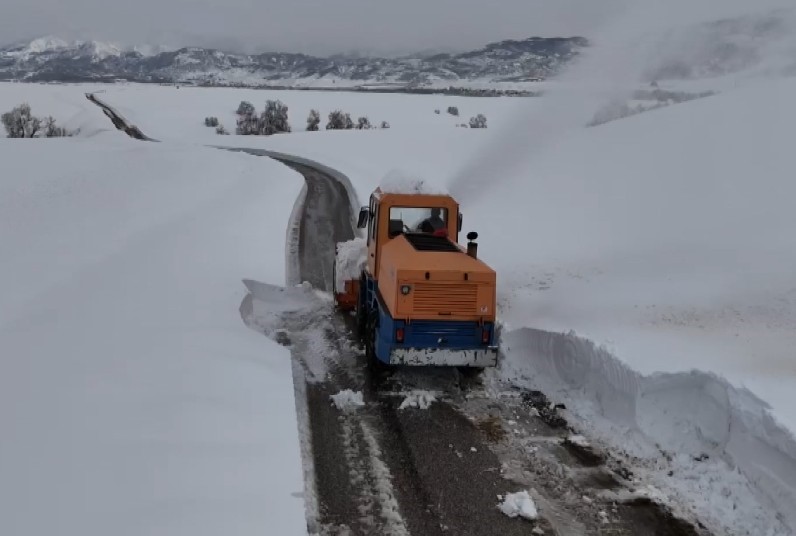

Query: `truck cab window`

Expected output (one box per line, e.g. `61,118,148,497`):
389,207,447,235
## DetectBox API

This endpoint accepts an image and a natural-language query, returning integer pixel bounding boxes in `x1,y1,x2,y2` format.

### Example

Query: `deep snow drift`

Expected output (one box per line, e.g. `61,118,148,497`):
0,134,307,535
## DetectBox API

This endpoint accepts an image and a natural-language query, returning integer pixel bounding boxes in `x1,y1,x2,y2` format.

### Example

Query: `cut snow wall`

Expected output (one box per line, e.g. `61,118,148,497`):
285,182,308,287
501,327,796,532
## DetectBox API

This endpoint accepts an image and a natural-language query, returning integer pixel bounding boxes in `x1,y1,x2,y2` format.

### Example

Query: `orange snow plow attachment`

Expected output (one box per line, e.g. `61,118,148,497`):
335,279,360,311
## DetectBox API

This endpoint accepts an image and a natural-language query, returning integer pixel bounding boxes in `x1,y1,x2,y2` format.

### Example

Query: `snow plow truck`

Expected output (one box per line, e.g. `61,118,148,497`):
333,188,498,368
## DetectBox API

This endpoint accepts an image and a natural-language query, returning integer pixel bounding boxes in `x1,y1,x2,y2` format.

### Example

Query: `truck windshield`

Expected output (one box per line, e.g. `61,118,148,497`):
389,206,448,235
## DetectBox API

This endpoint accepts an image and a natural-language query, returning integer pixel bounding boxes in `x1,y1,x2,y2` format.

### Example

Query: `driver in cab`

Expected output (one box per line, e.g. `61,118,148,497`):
417,208,447,236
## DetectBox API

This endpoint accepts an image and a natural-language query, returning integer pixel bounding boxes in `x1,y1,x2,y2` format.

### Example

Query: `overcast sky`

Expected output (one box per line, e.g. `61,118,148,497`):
1,0,628,55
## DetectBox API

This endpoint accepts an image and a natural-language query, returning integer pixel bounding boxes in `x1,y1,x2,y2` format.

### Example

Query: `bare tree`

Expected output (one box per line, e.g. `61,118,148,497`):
356,116,372,130
236,101,255,116
260,100,290,135
326,110,354,130
2,103,41,138
468,114,487,128
43,116,70,137
236,102,258,135
306,109,320,131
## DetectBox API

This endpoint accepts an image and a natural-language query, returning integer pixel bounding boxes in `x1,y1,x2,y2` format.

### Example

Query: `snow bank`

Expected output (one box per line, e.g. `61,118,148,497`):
497,491,539,520
334,237,367,292
0,135,307,535
501,327,796,535
398,390,437,410
330,389,366,410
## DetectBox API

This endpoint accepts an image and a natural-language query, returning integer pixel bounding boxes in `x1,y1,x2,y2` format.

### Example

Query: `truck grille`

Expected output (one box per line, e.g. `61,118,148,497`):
413,283,478,316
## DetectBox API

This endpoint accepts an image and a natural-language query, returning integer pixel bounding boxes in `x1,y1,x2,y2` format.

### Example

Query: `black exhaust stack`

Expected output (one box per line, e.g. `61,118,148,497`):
466,231,478,259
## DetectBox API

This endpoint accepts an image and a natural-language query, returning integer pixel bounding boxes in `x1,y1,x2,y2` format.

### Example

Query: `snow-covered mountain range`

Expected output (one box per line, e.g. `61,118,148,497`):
0,36,587,87
2,9,792,89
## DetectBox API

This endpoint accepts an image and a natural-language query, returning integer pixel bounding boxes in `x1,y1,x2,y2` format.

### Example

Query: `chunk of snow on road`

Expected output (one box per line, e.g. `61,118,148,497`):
334,237,367,292
398,390,437,410
330,389,365,410
379,169,448,195
566,434,590,448
498,490,539,520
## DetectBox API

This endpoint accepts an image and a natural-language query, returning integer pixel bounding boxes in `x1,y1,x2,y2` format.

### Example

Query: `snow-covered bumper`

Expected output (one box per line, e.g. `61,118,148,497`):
389,346,498,367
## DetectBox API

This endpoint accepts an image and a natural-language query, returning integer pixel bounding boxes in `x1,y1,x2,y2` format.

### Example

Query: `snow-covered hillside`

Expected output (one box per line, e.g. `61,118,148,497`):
0,130,307,535
2,68,795,534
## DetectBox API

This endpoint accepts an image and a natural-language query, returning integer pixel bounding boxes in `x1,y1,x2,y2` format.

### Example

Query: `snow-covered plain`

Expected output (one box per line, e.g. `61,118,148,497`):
58,79,796,429
2,69,796,534
0,122,307,534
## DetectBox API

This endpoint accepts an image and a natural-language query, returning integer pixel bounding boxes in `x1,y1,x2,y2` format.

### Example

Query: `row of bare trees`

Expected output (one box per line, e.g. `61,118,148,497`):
2,103,74,138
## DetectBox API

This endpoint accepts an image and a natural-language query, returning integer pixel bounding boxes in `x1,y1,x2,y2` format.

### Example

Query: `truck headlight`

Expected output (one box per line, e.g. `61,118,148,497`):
400,285,411,295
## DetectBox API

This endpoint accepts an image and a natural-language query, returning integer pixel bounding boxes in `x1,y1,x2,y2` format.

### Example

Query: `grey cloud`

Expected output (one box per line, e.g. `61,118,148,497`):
1,0,625,55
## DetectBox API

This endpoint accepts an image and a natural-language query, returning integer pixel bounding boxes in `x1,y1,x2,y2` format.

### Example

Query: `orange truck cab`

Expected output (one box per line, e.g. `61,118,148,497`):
335,188,498,368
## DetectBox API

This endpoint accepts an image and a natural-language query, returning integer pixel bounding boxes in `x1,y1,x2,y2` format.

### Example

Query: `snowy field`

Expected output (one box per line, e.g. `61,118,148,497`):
2,72,796,534
30,79,792,430
0,124,307,534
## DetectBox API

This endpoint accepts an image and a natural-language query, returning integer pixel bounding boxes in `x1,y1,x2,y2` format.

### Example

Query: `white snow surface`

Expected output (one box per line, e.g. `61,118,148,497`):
378,169,449,195
0,133,307,535
498,491,539,520
330,389,366,410
334,237,367,292
4,73,796,534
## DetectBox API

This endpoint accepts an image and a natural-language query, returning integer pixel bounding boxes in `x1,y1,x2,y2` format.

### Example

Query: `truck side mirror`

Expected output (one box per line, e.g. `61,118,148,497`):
357,207,369,228
457,213,463,232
